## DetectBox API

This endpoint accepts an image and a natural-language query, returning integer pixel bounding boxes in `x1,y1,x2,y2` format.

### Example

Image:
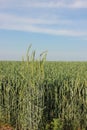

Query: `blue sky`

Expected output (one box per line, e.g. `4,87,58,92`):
0,0,87,61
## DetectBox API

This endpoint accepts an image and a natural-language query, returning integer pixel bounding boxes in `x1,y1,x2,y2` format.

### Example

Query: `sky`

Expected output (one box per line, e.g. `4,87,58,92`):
0,0,87,61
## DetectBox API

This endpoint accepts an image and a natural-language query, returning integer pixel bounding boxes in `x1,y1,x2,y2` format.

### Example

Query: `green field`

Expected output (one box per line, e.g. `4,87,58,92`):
0,60,87,130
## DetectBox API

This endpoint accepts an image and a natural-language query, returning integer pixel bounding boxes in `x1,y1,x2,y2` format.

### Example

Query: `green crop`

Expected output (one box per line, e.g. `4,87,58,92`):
0,48,87,130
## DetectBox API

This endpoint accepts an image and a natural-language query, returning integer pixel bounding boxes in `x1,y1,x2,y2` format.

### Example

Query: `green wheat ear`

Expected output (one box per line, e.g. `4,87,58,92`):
40,50,48,61
40,50,48,57
26,44,32,61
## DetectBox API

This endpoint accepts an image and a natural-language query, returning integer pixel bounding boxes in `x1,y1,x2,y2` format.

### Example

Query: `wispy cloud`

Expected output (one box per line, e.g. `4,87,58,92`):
0,0,87,61
0,0,87,37
0,13,71,25
0,12,87,37
0,0,87,9
0,21,87,37
22,0,87,9
70,0,87,8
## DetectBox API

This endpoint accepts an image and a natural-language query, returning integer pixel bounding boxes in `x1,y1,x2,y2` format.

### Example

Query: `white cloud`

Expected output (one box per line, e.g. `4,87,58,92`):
0,1,87,37
70,0,87,8
0,0,87,9
27,0,87,8
0,21,87,37
0,12,87,37
0,13,71,25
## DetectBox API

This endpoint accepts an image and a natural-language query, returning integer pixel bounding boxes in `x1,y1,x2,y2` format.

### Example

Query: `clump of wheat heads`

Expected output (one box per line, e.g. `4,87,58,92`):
0,45,47,130
18,45,47,130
